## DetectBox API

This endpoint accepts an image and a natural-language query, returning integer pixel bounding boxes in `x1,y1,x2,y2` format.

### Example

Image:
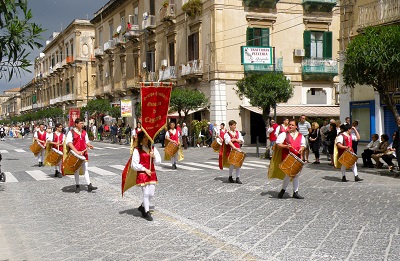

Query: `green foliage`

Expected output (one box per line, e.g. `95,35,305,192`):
190,119,208,143
0,0,45,81
109,106,121,119
181,0,202,17
170,88,209,123
80,99,111,117
236,73,293,121
343,25,400,120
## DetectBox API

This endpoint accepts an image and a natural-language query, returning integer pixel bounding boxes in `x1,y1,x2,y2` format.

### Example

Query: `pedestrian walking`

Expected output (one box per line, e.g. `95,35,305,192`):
111,123,117,143
182,123,188,149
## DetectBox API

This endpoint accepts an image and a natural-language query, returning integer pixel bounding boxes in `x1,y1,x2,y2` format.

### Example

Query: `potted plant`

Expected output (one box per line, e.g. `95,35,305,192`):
182,0,202,18
162,0,169,8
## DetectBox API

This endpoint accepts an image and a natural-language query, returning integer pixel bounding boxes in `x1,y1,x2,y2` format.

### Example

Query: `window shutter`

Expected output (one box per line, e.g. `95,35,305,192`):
323,31,333,59
246,27,255,46
261,28,270,46
303,31,311,58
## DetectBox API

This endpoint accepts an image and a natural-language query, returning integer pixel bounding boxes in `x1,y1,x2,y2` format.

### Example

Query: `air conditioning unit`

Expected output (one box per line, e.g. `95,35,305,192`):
294,49,305,57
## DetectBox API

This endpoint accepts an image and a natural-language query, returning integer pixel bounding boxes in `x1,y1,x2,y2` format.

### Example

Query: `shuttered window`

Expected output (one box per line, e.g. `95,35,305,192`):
304,30,332,59
246,28,270,46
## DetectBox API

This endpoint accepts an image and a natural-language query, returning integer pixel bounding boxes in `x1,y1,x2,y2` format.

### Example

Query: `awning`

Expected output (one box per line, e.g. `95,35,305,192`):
241,105,340,117
168,107,207,117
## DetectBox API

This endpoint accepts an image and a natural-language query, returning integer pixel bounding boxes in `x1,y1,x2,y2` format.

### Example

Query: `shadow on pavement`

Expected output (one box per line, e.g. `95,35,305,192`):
119,208,142,217
322,176,342,182
214,177,231,183
60,185,96,193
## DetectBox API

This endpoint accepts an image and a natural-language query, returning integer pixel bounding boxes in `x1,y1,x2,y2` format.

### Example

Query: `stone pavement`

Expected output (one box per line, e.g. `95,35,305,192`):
1,140,400,260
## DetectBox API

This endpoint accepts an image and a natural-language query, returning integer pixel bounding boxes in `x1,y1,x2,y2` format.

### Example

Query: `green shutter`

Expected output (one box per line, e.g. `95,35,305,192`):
261,28,270,46
303,31,311,58
246,27,255,46
323,31,333,59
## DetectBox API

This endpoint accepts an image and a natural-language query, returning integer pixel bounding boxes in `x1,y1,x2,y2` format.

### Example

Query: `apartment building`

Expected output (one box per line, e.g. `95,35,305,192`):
1,88,21,120
339,0,400,141
20,19,95,124
91,0,340,143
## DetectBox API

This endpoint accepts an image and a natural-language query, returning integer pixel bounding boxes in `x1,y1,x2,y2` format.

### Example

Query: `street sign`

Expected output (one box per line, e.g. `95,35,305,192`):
241,46,273,65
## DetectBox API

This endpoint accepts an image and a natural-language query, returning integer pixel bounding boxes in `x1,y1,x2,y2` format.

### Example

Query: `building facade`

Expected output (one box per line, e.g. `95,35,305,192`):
90,0,340,143
20,19,95,125
0,88,21,120
339,0,400,141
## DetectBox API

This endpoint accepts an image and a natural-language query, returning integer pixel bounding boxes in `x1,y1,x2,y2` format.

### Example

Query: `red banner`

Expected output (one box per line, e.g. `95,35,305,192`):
69,108,80,127
140,83,172,143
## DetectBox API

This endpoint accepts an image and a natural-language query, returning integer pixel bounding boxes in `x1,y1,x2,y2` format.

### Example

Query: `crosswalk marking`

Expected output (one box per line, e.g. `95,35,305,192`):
110,164,175,172
204,161,254,170
0,150,8,153
110,165,124,170
181,162,220,170
87,166,117,176
4,172,18,182
247,160,269,165
15,149,26,152
26,170,52,181
161,163,201,171
242,162,267,168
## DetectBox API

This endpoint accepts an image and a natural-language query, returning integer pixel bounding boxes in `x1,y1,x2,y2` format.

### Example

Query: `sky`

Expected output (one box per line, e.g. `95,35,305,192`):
0,0,109,93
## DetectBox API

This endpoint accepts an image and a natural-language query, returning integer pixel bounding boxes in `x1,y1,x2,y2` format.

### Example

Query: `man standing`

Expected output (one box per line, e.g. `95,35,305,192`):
298,115,311,162
66,118,97,193
34,123,47,167
182,123,188,149
124,125,132,145
91,123,97,141
320,120,329,156
344,117,351,125
110,123,117,143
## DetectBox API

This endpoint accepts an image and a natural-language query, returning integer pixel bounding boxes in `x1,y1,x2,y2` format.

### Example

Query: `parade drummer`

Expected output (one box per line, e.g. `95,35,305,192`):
219,120,244,184
45,123,65,178
131,131,161,221
66,118,97,193
165,121,182,169
334,124,363,182
269,119,305,199
33,122,47,167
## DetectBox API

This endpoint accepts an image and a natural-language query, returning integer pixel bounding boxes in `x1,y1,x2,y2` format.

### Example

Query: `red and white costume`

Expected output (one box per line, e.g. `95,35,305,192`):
223,130,244,178
48,131,65,172
165,129,180,165
34,130,47,163
336,132,359,178
66,128,91,186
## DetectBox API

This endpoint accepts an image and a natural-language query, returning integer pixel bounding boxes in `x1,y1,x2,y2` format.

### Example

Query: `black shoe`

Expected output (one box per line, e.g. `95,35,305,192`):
172,164,177,170
342,176,347,182
236,178,242,184
312,161,320,164
228,176,234,183
88,183,98,192
143,211,153,221
57,171,62,178
54,170,58,177
355,176,363,182
293,191,304,199
278,189,285,198
75,185,80,193
138,204,146,216
38,162,42,167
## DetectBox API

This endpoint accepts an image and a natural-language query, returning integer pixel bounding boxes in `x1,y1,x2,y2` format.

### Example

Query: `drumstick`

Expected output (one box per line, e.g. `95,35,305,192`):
149,144,154,175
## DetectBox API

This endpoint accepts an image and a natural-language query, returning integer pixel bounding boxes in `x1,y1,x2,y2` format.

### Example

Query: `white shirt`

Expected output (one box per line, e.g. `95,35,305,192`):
165,129,180,138
34,130,46,139
66,128,89,145
366,139,380,151
131,146,161,171
223,130,244,145
276,131,306,147
182,126,188,136
48,132,65,143
275,124,288,138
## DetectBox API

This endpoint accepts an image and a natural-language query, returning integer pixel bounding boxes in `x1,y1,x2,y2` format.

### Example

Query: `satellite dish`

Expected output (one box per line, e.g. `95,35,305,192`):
143,12,149,20
116,25,122,33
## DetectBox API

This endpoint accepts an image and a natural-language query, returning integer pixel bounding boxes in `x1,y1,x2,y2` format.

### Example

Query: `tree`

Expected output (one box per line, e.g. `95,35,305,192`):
81,99,111,123
0,0,45,81
169,88,209,123
343,25,400,120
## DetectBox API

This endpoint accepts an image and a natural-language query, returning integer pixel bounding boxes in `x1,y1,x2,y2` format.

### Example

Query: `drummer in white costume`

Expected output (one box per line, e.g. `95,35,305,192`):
46,123,65,178
222,120,244,184
165,122,181,169
33,123,47,167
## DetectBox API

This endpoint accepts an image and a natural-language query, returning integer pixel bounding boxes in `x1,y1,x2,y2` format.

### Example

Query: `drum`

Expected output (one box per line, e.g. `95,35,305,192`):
46,148,63,166
279,152,304,177
338,149,358,168
211,138,222,152
165,141,179,157
63,150,86,172
29,140,45,155
228,150,246,168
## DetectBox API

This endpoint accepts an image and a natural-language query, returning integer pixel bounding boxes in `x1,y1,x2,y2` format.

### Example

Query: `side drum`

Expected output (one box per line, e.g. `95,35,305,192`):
29,140,45,155
338,150,358,168
165,141,179,157
279,152,304,177
46,148,64,166
228,150,246,168
211,138,222,152
63,150,86,172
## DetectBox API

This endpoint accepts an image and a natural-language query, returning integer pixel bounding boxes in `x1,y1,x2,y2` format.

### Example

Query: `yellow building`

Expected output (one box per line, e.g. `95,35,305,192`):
91,0,340,143
1,88,21,120
20,19,95,125
339,0,400,141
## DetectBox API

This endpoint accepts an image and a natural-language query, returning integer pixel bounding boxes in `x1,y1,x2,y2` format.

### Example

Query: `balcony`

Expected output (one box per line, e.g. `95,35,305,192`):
180,60,203,80
115,35,126,47
66,56,74,64
159,66,177,81
243,0,279,8
62,94,75,103
104,84,112,95
50,97,62,105
104,40,115,52
358,0,400,29
142,15,156,30
302,58,338,81
244,58,283,73
125,25,140,41
53,62,62,72
160,3,176,22
94,47,104,57
21,106,31,112
302,0,337,12
146,71,158,82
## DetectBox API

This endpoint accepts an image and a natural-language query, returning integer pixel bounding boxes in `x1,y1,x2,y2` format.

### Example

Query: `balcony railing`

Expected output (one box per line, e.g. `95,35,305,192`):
62,94,75,102
104,40,115,52
159,66,177,81
94,47,104,56
125,25,140,39
358,0,400,29
244,58,283,73
302,58,338,81
21,106,31,112
243,0,279,8
104,84,112,94
142,15,156,29
50,97,62,105
66,56,74,63
53,62,62,71
147,71,158,82
160,3,176,21
302,0,337,12
180,60,203,77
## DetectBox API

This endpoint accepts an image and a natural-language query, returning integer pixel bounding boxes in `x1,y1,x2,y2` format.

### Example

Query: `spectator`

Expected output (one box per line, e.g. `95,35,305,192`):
117,125,123,144
351,120,360,154
309,122,321,164
326,123,337,166
320,121,329,155
159,127,166,148
91,123,97,141
381,133,397,171
111,123,118,144
361,134,380,168
371,134,390,168
267,119,279,155
124,125,132,145
298,115,311,163
98,125,104,141
182,123,188,149
199,126,207,147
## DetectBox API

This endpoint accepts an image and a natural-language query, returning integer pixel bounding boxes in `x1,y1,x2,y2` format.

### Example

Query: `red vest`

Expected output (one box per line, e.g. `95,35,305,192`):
168,129,179,143
52,132,64,151
37,131,47,142
225,131,240,156
269,123,279,142
338,133,352,157
220,129,227,139
281,131,303,161
136,148,155,174
72,129,88,160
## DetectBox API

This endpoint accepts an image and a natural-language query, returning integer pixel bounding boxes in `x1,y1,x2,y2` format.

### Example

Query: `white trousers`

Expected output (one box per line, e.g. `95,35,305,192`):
229,165,241,178
282,174,300,192
37,150,44,163
341,164,358,177
171,154,178,165
74,162,91,185
141,185,155,212
54,161,62,172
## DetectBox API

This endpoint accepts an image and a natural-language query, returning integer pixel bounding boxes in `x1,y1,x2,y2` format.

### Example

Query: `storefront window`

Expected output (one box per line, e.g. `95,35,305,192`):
352,107,370,141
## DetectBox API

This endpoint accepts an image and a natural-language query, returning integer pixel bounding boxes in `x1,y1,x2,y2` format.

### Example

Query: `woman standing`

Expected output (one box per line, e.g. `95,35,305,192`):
130,131,161,221
309,122,321,164
326,123,337,166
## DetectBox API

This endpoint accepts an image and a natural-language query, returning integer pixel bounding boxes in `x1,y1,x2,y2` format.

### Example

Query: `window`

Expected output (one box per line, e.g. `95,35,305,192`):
66,81,70,94
66,45,69,57
304,31,332,59
146,50,155,72
169,41,175,66
132,7,139,25
150,0,155,15
133,56,139,77
188,32,199,61
109,22,114,40
60,51,63,62
98,29,103,48
246,28,269,46
70,43,74,57
120,15,125,31
307,88,326,104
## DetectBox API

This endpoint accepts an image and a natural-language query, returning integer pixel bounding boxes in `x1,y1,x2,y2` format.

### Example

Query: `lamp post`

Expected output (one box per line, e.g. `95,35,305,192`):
86,60,89,130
